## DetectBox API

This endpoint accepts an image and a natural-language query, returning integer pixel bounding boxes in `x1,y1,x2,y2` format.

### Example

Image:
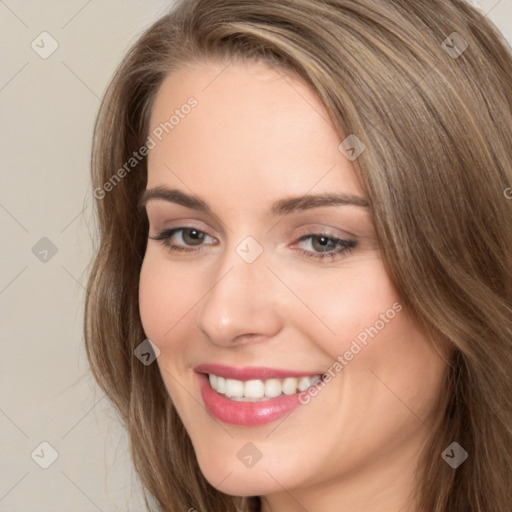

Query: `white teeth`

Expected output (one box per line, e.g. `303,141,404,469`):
225,378,244,398
282,377,298,395
216,376,226,394
244,379,265,398
297,376,312,392
264,379,282,398
310,375,321,385
207,373,322,400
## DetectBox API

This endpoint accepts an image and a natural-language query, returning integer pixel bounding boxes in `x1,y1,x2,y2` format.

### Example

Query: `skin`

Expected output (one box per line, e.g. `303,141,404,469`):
138,58,448,512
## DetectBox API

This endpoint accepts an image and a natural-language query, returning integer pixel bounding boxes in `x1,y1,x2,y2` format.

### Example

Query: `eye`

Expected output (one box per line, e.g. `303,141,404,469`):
293,233,357,262
149,227,357,262
149,227,216,252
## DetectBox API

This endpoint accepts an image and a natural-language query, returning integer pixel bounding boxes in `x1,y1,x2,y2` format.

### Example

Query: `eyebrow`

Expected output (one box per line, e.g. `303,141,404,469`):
139,186,370,215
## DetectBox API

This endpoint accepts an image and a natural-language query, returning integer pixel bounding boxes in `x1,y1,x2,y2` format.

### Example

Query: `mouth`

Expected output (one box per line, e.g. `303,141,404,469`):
207,373,322,401
195,364,325,426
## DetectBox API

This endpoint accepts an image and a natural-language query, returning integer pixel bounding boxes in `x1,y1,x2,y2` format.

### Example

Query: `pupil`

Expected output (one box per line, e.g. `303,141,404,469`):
186,229,204,245
314,235,332,252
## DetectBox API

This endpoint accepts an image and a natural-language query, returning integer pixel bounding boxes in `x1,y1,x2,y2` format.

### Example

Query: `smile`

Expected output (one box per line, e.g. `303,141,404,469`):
208,374,322,401
195,364,325,426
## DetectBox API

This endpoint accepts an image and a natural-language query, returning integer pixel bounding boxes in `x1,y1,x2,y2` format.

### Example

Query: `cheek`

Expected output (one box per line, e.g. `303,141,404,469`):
280,255,400,357
139,255,164,341
138,253,201,412
281,256,446,424
138,251,193,346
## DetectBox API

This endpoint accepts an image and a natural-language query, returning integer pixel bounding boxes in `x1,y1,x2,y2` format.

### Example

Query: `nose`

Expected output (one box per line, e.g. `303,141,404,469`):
195,241,283,347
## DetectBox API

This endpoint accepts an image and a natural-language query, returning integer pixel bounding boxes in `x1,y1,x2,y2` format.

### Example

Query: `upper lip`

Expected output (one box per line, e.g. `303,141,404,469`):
194,363,322,381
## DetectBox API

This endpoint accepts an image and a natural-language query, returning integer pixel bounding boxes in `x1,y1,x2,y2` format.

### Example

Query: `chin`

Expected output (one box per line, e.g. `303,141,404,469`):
196,454,285,497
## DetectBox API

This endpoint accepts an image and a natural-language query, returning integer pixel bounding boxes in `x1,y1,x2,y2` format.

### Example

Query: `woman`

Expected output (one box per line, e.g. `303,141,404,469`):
84,0,512,510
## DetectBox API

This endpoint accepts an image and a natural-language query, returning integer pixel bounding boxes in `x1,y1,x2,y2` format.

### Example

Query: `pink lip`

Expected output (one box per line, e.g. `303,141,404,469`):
196,373,304,426
194,363,320,381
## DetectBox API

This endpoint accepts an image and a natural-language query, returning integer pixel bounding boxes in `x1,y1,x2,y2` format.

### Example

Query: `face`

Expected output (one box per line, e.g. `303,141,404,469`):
139,58,447,501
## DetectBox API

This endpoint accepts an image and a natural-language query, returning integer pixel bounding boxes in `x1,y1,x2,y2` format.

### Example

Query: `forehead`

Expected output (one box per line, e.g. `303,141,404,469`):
147,59,364,205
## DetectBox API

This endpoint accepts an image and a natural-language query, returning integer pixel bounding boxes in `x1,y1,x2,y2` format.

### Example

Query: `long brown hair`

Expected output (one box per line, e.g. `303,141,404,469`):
84,1,512,510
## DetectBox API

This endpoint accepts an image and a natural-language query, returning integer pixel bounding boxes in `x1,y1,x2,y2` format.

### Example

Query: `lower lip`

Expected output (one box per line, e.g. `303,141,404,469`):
197,373,304,426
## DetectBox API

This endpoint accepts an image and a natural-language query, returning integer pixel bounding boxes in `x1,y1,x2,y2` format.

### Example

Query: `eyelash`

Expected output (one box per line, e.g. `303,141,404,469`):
149,227,357,262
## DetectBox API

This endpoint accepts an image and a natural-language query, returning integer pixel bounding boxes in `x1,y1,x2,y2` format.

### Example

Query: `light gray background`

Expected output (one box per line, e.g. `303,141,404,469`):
1,1,511,511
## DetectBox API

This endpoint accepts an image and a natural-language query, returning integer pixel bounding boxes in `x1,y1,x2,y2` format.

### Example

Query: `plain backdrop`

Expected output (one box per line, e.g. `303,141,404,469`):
1,1,511,511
